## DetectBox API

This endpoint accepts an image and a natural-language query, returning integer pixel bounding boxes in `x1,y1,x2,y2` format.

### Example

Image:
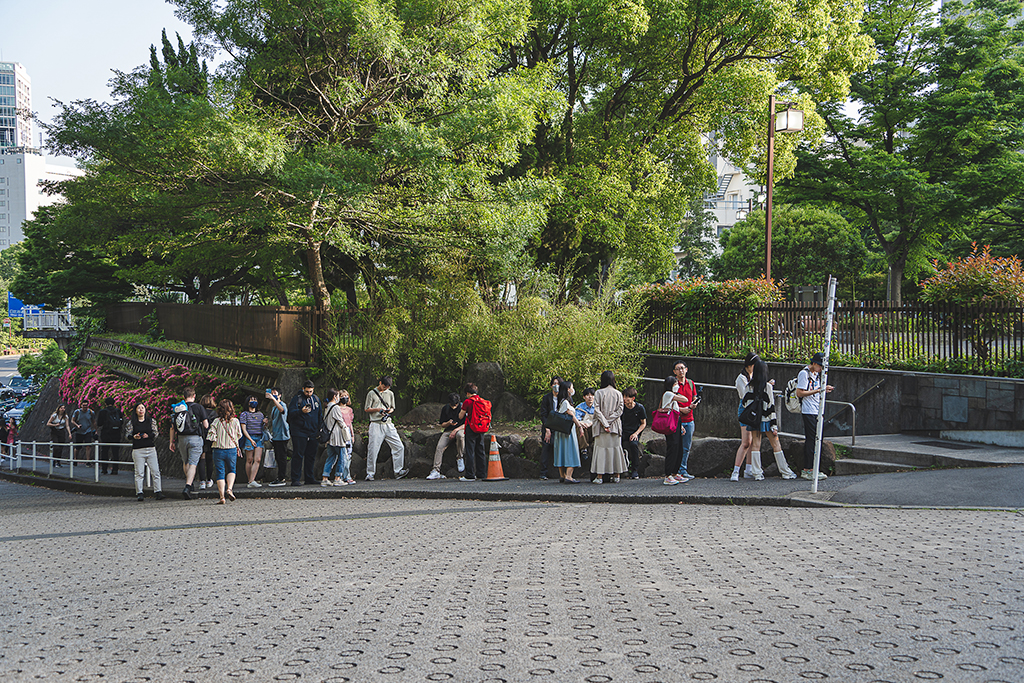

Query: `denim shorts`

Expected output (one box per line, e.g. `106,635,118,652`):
213,447,237,480
241,434,264,451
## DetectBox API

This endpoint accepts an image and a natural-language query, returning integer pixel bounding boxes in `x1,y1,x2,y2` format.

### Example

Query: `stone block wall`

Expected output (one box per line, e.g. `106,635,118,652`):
900,375,1024,432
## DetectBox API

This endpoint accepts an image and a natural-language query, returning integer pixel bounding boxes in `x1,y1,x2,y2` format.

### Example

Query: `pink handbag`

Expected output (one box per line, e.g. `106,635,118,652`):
651,408,680,435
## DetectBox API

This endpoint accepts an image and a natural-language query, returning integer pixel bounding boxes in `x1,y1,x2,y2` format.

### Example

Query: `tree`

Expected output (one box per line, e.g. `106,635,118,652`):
0,242,24,293
714,205,868,297
782,0,1024,303
498,0,874,298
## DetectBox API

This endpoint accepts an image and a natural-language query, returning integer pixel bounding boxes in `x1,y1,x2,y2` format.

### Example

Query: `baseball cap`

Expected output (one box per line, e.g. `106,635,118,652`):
810,352,825,366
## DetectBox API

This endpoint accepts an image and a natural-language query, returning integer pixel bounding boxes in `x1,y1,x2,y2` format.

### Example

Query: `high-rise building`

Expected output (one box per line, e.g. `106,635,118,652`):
0,62,32,149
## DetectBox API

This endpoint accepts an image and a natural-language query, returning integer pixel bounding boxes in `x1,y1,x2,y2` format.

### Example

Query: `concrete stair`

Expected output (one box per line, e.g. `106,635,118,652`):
830,434,1024,476
834,458,918,476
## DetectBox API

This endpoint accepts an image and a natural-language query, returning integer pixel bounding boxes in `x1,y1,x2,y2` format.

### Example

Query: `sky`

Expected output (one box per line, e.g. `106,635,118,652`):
0,0,197,161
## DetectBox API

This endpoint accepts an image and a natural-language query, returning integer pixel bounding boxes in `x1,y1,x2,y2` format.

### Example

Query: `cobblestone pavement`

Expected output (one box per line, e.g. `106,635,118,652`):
1,481,1021,682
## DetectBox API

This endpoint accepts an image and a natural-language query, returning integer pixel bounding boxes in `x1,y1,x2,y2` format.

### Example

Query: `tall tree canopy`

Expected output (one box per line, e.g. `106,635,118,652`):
781,0,1024,303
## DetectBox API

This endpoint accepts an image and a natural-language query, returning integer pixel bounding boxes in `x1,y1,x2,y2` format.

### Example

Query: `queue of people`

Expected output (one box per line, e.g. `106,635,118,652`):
18,352,835,499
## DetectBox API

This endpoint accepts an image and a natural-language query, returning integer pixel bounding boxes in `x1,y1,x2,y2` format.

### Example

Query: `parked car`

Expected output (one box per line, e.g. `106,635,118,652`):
2,376,37,401
4,399,34,425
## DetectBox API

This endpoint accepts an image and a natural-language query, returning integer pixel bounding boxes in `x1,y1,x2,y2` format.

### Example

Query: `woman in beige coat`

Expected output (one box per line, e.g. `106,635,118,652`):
591,370,628,484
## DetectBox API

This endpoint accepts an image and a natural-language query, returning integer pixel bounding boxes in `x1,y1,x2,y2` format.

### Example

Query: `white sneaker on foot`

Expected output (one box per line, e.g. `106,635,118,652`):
426,470,444,480
365,474,374,481
320,480,331,487
730,470,740,482
247,481,261,488
333,479,348,486
663,476,679,486
199,481,207,490
456,458,465,473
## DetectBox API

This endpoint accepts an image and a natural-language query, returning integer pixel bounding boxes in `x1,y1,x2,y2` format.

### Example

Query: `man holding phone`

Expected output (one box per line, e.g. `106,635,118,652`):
266,387,291,487
364,376,408,481
287,381,321,485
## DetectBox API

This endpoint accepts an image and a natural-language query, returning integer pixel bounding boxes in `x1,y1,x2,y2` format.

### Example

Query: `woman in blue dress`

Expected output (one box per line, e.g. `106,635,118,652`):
552,380,584,484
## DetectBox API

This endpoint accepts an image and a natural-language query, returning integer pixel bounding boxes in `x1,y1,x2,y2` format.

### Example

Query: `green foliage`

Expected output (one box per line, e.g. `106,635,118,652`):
0,242,24,292
714,205,868,297
783,0,1024,303
17,344,68,380
920,244,1024,305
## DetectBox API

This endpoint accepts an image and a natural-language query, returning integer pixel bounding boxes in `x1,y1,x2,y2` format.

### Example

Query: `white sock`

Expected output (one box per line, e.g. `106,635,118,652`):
775,452,788,469
733,466,741,475
744,464,752,474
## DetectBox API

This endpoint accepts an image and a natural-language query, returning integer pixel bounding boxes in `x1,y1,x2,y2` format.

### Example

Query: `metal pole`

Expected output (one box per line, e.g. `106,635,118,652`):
812,276,838,494
94,442,100,483
766,94,776,281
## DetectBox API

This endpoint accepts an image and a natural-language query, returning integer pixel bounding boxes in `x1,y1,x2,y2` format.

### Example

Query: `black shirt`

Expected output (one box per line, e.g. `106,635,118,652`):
439,403,464,429
621,404,647,437
130,417,156,449
97,407,124,439
176,402,207,436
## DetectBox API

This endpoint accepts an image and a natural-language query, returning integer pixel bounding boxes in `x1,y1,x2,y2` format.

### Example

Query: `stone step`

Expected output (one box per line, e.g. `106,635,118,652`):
834,458,920,476
844,447,935,468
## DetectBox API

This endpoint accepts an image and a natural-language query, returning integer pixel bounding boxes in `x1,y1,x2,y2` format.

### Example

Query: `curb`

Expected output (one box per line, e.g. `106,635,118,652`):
1,470,797,507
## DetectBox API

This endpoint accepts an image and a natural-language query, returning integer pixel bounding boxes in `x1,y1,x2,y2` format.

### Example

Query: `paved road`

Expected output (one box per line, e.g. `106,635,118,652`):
0,354,19,384
0,481,1021,682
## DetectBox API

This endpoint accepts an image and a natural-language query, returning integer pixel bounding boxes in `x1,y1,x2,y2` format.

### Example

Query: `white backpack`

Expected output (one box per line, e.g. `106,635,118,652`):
783,370,806,414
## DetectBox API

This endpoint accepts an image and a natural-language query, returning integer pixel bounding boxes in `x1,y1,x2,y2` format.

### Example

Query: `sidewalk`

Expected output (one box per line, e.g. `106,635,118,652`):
3,460,1022,509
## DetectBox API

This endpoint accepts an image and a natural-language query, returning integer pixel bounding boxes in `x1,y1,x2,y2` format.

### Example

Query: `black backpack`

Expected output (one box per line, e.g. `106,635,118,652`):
106,408,124,433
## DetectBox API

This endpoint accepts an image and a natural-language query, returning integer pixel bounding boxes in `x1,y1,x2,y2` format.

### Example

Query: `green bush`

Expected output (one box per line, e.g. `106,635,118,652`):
17,343,67,380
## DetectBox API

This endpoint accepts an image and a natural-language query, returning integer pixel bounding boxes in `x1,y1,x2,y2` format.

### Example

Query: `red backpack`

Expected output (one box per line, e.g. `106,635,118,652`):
465,395,492,433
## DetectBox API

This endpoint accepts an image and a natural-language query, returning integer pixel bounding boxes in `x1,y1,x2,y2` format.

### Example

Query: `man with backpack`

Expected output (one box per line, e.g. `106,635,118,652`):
796,352,834,481
96,398,124,475
364,376,409,481
71,402,98,465
170,387,210,499
458,382,492,481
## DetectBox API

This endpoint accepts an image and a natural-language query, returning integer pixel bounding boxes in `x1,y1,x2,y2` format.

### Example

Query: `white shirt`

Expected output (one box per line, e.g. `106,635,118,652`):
797,367,821,415
735,373,749,401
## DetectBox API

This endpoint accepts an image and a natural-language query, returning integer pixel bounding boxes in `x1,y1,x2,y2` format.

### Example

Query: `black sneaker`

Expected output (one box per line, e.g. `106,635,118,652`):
291,481,303,486
136,493,145,502
182,485,193,500
155,491,166,500
268,479,287,487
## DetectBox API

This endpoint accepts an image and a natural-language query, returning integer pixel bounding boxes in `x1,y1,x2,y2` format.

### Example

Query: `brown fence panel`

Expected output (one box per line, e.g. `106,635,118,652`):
106,303,156,335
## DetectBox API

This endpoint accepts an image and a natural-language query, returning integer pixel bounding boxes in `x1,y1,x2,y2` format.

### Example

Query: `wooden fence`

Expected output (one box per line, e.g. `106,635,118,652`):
639,300,1024,376
106,303,323,363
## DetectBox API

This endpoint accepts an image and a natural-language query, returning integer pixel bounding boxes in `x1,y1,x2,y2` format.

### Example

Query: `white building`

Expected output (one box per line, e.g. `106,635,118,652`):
0,149,83,248
704,150,762,242
0,62,33,149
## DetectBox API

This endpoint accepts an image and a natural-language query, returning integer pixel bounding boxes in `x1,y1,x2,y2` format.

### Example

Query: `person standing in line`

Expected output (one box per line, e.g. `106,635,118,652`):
239,395,266,488
552,380,584,484
591,371,628,484
288,381,322,486
797,352,833,480
364,376,409,481
198,394,217,489
575,387,597,479
46,404,71,467
337,390,356,484
265,388,291,487
428,392,464,480
660,376,688,486
71,402,98,465
620,387,646,479
169,387,210,499
539,376,561,480
125,402,164,502
672,361,697,481
208,399,242,504
732,353,758,480
733,358,798,482
96,398,124,475
458,383,490,481
320,388,353,486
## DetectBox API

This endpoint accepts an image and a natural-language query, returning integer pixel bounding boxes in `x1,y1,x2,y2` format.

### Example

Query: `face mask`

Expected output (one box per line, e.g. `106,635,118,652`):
340,396,350,405
552,385,558,394
249,401,258,409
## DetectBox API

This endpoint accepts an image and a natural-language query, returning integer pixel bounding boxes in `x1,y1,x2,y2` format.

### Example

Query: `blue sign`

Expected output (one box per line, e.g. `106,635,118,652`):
7,293,23,318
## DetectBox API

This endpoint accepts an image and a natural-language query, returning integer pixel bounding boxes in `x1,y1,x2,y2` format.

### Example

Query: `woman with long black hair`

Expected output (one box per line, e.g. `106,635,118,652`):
552,380,584,484
733,359,796,481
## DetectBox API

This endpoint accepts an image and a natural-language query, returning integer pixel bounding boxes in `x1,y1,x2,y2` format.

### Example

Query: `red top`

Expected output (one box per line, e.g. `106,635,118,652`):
679,379,696,423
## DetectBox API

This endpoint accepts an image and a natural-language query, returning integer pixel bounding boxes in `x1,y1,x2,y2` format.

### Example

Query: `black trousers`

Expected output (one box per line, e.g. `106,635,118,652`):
802,413,819,471
73,432,96,463
464,429,486,479
291,435,318,484
539,429,554,478
99,435,122,474
621,435,641,475
272,439,290,481
664,430,681,476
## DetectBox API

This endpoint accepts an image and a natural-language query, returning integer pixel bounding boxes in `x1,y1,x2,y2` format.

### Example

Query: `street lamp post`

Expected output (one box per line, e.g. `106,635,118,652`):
765,95,803,281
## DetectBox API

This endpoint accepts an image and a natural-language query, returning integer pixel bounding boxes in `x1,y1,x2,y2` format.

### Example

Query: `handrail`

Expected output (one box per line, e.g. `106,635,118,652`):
640,377,857,445
0,440,151,484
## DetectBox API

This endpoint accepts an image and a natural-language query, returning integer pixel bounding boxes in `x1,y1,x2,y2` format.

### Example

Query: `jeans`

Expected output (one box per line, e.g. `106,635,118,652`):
677,421,694,476
322,444,349,480
291,435,318,484
213,447,237,480
132,447,162,494
366,422,405,477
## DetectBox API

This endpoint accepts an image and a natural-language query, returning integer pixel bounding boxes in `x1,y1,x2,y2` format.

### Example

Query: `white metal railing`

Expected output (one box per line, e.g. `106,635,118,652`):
640,378,857,445
23,311,74,331
0,440,152,486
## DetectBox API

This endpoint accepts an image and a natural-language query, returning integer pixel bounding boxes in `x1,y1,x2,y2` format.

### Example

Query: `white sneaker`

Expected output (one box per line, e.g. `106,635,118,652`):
800,470,827,480
730,470,740,482
320,480,331,487
663,477,679,486
781,471,797,480
332,479,348,486
198,481,207,490
365,475,374,481
247,481,262,488
592,478,602,484
743,469,754,479
426,470,444,480
456,458,465,473
753,472,765,481
206,480,214,488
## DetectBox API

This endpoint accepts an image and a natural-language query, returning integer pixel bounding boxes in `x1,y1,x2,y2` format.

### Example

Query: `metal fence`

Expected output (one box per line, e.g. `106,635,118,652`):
0,440,148,484
638,300,1024,376
106,303,322,363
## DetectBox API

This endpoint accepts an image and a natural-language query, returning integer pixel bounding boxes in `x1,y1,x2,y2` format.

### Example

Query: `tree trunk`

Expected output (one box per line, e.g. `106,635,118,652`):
303,238,332,313
886,257,905,305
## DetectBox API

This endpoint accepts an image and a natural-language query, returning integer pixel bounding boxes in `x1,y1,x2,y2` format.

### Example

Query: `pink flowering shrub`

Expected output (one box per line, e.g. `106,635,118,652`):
59,364,248,429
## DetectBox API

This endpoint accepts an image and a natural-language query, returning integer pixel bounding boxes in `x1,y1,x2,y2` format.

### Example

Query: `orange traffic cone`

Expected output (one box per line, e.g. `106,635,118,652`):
483,435,508,481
